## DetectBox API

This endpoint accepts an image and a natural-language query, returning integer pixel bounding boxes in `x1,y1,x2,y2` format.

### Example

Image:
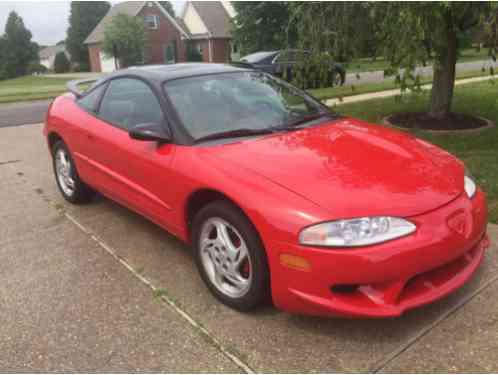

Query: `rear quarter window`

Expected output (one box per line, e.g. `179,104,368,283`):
78,84,106,113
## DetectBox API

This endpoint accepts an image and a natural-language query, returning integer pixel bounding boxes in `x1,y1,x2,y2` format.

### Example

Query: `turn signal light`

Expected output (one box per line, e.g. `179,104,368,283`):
280,254,311,272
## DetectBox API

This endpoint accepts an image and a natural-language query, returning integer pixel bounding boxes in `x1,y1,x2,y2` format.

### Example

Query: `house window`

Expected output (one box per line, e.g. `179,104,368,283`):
144,15,158,30
197,43,203,54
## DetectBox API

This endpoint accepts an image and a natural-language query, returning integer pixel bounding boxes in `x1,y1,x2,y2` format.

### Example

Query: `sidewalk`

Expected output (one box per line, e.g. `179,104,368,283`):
325,74,497,107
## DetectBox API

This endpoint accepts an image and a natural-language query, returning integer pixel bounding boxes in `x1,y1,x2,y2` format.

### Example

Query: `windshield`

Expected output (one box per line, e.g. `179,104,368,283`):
164,72,327,141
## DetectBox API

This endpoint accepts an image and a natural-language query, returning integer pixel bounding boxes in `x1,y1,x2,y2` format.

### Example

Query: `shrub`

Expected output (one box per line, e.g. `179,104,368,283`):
53,51,70,73
27,62,48,75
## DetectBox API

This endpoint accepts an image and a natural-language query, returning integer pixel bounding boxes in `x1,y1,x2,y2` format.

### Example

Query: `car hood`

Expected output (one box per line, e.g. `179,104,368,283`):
203,118,464,218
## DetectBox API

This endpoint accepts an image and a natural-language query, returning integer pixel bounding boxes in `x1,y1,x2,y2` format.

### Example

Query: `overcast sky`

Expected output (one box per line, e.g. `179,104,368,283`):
0,1,186,46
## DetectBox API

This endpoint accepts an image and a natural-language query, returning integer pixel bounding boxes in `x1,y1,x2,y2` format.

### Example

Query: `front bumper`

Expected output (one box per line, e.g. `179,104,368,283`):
268,190,490,317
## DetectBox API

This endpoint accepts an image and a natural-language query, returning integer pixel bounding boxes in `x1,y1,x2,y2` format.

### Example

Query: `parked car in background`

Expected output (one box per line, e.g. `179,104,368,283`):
239,49,346,88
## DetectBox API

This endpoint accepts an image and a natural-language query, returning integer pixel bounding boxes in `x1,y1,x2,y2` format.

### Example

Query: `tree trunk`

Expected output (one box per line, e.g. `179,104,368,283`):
429,16,457,119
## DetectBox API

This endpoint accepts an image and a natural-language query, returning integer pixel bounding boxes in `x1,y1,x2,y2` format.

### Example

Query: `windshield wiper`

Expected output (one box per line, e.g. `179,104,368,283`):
276,112,338,130
194,128,275,143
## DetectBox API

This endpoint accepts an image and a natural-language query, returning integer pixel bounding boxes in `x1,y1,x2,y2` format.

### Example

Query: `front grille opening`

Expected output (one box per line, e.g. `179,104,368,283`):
331,284,359,294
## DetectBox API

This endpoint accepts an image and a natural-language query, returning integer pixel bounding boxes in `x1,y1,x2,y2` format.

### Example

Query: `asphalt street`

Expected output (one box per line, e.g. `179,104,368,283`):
0,99,51,128
344,59,494,85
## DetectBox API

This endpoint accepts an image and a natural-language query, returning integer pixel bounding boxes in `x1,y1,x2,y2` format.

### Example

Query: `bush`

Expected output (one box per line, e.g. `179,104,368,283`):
71,62,90,73
0,66,7,81
53,51,70,73
27,62,48,75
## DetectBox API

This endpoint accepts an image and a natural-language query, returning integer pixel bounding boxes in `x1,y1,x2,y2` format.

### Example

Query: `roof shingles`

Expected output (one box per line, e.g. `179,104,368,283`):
190,1,232,38
84,1,146,44
83,1,232,45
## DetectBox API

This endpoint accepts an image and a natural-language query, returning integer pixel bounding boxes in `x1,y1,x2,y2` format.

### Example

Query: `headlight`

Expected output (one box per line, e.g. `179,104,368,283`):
464,170,476,199
299,217,416,247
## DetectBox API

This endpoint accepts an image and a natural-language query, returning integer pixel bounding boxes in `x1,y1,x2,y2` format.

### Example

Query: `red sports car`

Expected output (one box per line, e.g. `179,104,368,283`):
44,64,489,317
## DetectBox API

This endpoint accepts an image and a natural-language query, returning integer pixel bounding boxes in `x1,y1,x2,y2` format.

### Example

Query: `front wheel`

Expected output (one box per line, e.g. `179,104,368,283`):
192,201,270,311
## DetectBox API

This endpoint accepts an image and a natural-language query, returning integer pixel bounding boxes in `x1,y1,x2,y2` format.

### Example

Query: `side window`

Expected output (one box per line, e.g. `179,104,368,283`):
274,52,285,63
78,84,106,113
262,54,277,65
98,78,164,130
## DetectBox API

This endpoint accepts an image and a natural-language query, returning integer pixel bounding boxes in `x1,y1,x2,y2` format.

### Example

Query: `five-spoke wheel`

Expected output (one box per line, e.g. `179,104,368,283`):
55,147,76,197
193,201,270,311
200,218,252,298
52,140,95,204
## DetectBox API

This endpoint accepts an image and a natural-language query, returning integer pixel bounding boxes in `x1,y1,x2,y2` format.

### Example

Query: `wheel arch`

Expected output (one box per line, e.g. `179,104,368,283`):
47,131,64,150
185,187,273,304
186,189,242,237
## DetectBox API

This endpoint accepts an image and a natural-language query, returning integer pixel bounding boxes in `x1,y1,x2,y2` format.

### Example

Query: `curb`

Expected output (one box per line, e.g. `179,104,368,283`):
381,114,495,134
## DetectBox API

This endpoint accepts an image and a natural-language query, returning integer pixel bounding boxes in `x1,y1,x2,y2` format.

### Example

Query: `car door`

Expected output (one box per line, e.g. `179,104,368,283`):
77,77,178,232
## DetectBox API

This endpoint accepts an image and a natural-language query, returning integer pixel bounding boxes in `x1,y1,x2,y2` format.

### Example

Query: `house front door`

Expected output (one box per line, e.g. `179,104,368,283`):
163,41,176,64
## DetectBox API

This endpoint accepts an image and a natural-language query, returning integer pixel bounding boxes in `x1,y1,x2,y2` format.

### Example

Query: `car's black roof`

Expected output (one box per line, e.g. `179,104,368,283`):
104,63,253,83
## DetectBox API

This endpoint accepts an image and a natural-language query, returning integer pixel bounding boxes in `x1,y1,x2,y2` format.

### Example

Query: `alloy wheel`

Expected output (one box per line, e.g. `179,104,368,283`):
55,148,75,197
199,217,252,298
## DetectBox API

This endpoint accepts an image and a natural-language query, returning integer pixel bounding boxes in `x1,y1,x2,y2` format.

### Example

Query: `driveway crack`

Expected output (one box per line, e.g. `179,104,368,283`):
62,211,256,373
0,159,20,166
370,273,498,373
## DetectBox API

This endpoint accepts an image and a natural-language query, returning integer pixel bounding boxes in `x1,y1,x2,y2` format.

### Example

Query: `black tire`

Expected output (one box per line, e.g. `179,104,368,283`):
192,200,271,311
52,140,95,204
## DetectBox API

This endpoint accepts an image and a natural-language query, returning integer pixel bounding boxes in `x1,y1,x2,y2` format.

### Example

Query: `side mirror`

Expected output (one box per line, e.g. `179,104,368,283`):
129,123,171,143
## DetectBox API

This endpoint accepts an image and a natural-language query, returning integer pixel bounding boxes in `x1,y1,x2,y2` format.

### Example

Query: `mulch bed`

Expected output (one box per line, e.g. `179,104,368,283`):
386,112,489,131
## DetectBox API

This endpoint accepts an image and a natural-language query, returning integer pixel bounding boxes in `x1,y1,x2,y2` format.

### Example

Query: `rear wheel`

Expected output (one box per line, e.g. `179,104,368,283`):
192,201,270,311
52,140,95,204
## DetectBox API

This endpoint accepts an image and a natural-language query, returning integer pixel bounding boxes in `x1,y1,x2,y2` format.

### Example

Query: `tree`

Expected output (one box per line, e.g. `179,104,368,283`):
231,2,297,55
291,2,498,119
0,11,38,78
66,1,110,71
53,51,70,73
102,13,146,68
0,36,6,80
159,1,175,17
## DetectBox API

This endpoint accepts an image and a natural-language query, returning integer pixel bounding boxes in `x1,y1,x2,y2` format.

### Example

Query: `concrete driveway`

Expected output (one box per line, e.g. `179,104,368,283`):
1,123,497,372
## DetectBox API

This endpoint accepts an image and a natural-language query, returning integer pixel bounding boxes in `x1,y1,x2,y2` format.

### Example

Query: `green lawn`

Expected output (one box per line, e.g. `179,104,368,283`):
334,80,498,223
346,47,491,74
0,75,82,103
308,69,492,101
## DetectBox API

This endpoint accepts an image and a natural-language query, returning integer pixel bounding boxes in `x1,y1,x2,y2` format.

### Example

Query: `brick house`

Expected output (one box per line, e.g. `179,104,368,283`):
84,1,236,73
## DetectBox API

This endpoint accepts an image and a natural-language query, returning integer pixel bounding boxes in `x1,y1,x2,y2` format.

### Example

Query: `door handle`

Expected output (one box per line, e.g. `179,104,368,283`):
86,133,96,141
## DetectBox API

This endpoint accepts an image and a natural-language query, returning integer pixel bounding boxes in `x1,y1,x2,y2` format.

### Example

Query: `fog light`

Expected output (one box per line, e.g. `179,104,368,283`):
331,284,359,294
280,254,311,272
